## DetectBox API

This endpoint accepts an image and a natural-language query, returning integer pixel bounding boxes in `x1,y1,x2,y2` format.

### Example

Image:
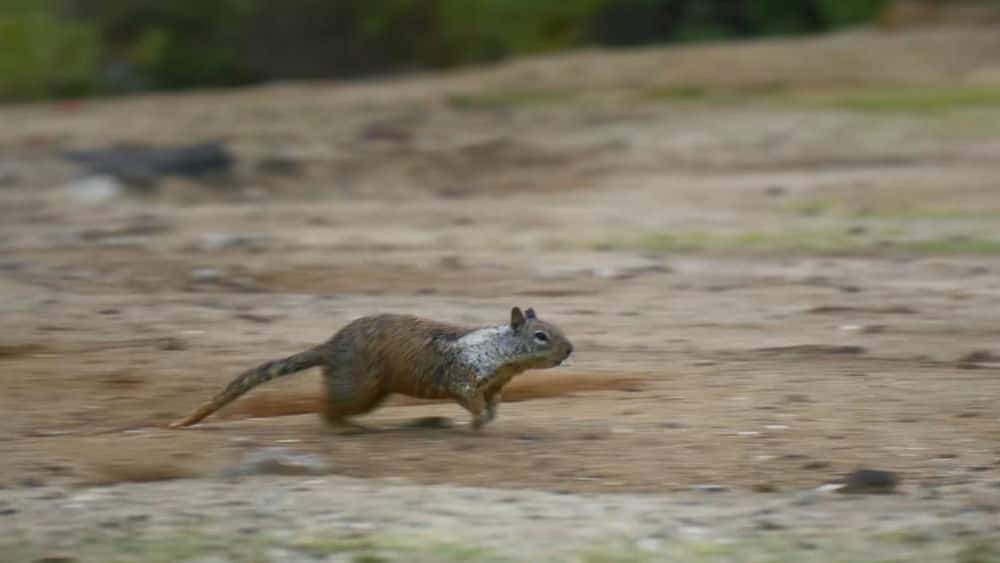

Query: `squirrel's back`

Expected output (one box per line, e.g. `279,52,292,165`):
326,314,476,398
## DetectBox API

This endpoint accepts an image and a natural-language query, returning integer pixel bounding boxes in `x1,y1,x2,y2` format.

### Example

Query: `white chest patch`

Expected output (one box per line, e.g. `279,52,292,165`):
453,325,517,379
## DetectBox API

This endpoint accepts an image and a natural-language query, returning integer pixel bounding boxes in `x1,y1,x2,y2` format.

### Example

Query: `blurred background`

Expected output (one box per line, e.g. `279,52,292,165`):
0,0,940,101
4,1,1000,562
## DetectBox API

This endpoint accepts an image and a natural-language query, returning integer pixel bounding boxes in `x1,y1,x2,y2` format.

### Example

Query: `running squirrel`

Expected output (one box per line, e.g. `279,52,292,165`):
168,307,573,429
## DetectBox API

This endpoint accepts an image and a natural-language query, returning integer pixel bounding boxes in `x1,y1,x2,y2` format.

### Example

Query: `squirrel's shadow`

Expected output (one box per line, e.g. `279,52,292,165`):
325,416,465,436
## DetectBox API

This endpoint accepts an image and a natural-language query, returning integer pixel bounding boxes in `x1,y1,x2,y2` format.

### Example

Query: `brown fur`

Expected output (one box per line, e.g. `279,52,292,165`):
168,308,573,429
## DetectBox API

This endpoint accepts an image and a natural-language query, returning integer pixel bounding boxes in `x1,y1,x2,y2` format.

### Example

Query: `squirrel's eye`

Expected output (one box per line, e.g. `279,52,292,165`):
533,331,549,342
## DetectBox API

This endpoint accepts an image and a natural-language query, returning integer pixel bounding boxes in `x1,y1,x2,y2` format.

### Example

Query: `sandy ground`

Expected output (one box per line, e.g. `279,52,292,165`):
2,26,1000,562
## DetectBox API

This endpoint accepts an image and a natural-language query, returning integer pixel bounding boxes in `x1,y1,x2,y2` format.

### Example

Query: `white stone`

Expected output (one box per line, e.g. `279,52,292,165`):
63,175,123,204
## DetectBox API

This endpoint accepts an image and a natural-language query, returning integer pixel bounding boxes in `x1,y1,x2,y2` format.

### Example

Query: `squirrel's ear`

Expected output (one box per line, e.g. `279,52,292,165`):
525,308,536,319
510,307,526,329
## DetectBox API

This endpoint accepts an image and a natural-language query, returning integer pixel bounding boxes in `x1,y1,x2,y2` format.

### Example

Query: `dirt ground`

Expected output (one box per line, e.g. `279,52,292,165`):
2,27,1000,562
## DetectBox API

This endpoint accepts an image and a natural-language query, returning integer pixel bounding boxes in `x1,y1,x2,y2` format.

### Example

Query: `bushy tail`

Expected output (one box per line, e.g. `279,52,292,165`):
168,346,325,428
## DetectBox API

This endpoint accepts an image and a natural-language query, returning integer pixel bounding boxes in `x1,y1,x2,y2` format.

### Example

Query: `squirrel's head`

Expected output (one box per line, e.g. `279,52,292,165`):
508,306,573,368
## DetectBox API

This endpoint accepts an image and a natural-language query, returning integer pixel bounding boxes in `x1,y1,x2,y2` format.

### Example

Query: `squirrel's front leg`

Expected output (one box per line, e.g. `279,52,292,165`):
456,392,489,429
482,389,501,426
469,390,502,429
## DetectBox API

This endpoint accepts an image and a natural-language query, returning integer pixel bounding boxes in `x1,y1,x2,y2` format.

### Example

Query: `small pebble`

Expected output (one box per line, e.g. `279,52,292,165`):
802,461,832,470
756,519,784,530
158,337,187,351
189,268,224,283
63,175,123,205
693,484,728,493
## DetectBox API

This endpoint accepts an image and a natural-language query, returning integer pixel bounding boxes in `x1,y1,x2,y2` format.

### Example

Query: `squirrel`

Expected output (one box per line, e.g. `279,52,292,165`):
168,306,573,429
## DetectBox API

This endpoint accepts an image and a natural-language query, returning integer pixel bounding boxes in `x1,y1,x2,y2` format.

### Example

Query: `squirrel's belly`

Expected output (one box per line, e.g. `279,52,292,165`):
383,370,460,400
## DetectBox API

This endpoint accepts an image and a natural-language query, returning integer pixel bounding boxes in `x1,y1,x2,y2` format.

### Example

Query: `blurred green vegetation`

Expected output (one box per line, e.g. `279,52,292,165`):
1,0,889,101
0,0,100,99
818,85,1000,113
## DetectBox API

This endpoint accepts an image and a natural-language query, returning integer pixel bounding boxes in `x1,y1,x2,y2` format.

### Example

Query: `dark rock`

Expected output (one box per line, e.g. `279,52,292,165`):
961,350,997,363
255,157,303,177
577,431,608,441
802,461,832,470
358,120,414,143
62,142,234,187
958,350,999,368
756,519,784,530
40,463,71,474
0,260,25,272
798,541,818,550
764,185,787,197
839,469,899,494
157,337,187,351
